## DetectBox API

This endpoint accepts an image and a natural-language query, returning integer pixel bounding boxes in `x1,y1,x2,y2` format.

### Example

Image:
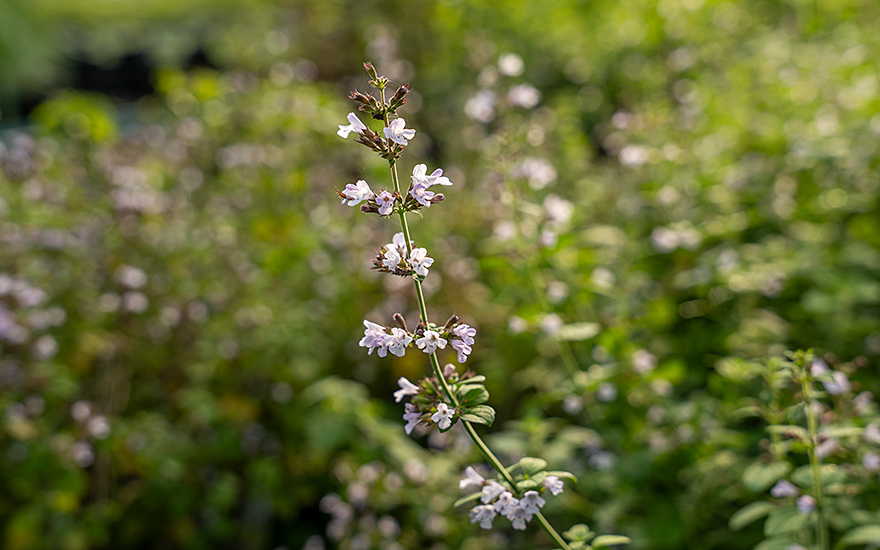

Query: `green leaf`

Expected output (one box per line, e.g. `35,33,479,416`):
839,524,880,545
459,385,490,406
546,470,579,483
460,405,495,426
754,536,799,550
765,425,809,442
764,505,810,536
563,523,595,542
569,542,587,550
790,464,848,487
742,461,792,493
458,375,487,385
518,457,548,476
516,479,540,491
715,357,764,382
591,535,632,547
453,492,482,508
729,501,776,531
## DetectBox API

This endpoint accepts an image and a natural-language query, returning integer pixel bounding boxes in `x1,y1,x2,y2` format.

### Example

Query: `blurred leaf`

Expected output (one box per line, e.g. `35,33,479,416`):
729,501,775,531
591,534,632,547
764,506,809,536
742,461,792,493
838,524,880,546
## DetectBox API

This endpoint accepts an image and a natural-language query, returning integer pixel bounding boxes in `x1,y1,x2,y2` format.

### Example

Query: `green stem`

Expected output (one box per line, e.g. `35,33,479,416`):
387,159,572,550
801,376,829,550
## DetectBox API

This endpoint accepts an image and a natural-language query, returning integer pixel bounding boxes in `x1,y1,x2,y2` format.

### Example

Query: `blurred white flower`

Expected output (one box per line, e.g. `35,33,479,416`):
498,53,524,76
508,84,541,108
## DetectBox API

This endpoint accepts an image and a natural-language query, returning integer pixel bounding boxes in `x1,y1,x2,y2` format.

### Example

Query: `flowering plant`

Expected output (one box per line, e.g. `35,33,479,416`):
336,62,630,549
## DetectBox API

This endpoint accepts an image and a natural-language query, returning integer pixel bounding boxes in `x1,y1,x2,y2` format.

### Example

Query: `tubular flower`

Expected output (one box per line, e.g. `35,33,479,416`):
384,118,416,145
337,112,367,138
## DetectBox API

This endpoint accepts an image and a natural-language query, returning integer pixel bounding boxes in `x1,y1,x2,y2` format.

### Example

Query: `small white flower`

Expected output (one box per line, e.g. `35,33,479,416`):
863,451,880,473
452,324,476,345
459,466,486,491
387,232,407,251
431,402,455,430
520,491,545,514
451,339,472,363
468,504,496,530
382,248,402,271
810,358,830,376
542,475,564,496
402,403,421,435
337,112,367,138
815,438,839,460
393,377,419,403
409,247,434,278
416,330,447,354
376,190,395,216
411,164,452,187
506,505,532,530
359,320,390,357
481,480,506,504
387,328,413,357
493,491,519,514
384,118,416,146
340,179,375,206
797,494,816,514
409,182,436,208
823,371,851,395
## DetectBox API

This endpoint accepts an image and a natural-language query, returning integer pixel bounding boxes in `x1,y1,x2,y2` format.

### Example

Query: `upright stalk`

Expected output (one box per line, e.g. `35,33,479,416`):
800,377,829,550
388,158,572,550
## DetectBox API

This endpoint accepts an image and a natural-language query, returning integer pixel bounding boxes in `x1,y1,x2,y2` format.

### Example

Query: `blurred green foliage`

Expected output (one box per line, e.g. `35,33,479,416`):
1,0,879,549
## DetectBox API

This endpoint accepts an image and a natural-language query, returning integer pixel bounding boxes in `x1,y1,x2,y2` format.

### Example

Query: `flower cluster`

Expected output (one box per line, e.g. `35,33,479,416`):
392,367,466,434
358,314,476,362
372,232,434,279
460,466,566,531
338,163,452,218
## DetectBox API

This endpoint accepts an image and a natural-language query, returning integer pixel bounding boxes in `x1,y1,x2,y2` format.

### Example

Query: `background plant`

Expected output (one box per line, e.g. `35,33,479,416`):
0,1,878,549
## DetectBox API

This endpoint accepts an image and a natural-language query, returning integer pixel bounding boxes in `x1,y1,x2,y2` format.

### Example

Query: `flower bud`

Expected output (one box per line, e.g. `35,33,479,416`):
393,312,408,332
363,62,379,80
429,194,446,204
444,314,460,329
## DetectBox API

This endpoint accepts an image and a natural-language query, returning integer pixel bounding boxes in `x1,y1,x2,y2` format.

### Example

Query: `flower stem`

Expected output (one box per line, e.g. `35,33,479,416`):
800,375,829,550
388,161,572,550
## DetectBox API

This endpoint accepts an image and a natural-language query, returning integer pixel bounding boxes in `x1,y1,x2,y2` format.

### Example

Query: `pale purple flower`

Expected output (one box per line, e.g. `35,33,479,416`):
469,504,496,530
493,491,519,514
770,480,799,498
411,164,452,188
810,358,830,376
402,403,421,435
337,112,367,138
542,475,564,496
384,118,415,146
506,505,532,530
459,466,486,491
481,480,506,504
797,495,816,514
416,330,447,354
823,371,851,395
520,491,545,514
431,402,454,430
376,190,395,216
393,377,419,403
409,247,434,277
452,324,476,345
451,339,472,363
359,320,390,357
409,182,435,207
340,180,375,206
387,328,413,357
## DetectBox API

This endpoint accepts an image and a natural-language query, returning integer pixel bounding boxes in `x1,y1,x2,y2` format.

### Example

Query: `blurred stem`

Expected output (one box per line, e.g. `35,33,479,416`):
800,375,829,550
387,159,572,550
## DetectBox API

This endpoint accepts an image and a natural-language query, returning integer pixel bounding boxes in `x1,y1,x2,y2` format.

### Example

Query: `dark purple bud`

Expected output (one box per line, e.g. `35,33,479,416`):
363,62,379,79
429,194,446,204
444,314,460,329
